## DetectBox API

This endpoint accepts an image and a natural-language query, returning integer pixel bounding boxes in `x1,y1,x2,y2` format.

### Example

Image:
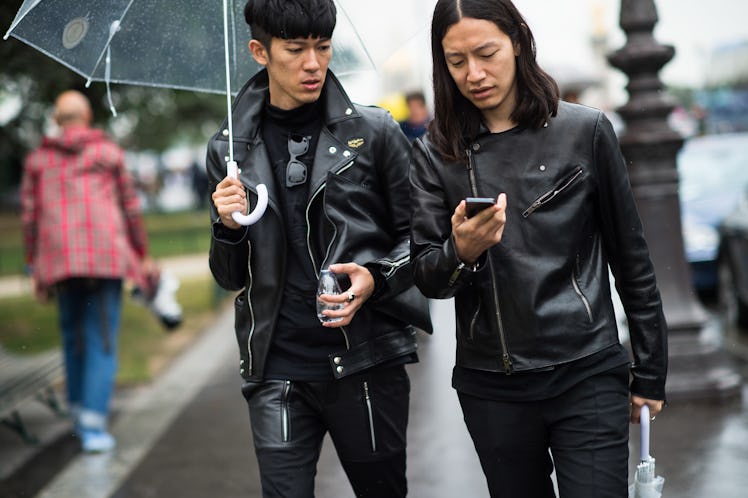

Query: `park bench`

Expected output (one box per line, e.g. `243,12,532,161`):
0,345,65,443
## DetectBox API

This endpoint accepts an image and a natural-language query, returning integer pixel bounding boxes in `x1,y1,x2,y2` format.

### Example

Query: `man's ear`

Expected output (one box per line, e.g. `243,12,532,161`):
249,39,269,66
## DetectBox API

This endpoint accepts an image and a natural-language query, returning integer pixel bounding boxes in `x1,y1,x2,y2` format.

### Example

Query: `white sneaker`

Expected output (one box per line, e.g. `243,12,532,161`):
80,429,116,453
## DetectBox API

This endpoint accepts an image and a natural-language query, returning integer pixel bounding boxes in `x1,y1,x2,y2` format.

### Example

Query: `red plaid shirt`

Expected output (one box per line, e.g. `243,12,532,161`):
21,126,148,287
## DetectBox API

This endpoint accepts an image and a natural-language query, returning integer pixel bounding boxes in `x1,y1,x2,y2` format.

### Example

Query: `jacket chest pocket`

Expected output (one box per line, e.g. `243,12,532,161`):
522,166,585,218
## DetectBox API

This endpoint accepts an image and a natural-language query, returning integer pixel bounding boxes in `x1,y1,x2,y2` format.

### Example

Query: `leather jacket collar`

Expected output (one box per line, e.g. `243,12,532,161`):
229,69,360,142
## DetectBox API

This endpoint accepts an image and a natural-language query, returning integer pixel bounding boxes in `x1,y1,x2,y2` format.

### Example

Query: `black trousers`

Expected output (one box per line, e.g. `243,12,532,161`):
241,364,410,498
458,365,630,498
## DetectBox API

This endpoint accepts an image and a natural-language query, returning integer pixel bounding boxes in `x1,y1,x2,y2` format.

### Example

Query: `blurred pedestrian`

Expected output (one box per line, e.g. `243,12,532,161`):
410,1,668,497
208,1,430,497
21,90,151,453
190,159,209,209
399,90,431,142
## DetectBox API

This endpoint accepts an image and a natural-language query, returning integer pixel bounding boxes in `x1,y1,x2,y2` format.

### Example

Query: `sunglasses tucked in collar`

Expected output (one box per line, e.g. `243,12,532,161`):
286,135,310,187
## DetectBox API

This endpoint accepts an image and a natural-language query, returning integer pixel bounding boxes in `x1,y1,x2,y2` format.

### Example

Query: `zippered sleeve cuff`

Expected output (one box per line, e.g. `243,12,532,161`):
364,262,389,300
446,236,487,287
212,219,249,245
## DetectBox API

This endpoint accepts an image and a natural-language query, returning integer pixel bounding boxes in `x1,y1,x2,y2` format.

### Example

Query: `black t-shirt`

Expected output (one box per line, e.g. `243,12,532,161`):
260,98,347,381
452,343,631,401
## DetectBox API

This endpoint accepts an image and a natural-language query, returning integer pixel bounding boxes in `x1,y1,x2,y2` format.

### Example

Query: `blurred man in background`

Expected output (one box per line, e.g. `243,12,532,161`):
21,90,150,453
399,90,431,142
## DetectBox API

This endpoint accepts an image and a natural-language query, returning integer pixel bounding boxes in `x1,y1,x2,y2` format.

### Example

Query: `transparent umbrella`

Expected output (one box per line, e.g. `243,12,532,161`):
4,0,382,224
630,405,666,498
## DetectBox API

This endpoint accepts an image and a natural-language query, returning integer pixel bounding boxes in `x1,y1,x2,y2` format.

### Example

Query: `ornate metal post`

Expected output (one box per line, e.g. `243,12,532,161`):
608,0,741,399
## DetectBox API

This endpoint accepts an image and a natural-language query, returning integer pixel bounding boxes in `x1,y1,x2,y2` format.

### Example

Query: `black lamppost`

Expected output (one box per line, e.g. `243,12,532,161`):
608,0,741,400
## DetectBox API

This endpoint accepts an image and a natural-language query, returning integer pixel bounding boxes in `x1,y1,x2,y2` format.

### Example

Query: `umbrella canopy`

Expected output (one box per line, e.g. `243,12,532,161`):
4,0,373,95
4,0,386,225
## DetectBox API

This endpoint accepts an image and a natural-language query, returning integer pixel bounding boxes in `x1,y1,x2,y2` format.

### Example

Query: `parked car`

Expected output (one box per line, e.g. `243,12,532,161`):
678,132,748,294
718,189,748,328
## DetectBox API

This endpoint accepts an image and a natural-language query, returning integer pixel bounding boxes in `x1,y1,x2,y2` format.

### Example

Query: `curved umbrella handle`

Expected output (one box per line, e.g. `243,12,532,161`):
640,404,651,462
227,160,268,226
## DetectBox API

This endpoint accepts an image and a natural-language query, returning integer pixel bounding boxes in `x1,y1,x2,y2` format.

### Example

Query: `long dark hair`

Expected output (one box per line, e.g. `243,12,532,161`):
429,0,559,162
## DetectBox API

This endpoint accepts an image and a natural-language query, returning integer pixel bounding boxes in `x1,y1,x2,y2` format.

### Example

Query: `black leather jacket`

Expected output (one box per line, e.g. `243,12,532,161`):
208,70,431,382
410,102,667,400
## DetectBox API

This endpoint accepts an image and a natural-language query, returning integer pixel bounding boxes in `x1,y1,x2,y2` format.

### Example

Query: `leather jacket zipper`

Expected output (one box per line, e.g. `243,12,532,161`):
281,380,291,443
245,243,256,375
469,299,482,341
465,149,480,197
363,381,377,452
379,255,409,278
246,208,287,376
466,149,512,374
571,271,594,322
522,167,584,218
306,161,356,350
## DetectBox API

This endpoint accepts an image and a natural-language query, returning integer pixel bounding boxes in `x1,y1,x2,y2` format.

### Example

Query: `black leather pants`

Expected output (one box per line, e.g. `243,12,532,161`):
241,364,410,498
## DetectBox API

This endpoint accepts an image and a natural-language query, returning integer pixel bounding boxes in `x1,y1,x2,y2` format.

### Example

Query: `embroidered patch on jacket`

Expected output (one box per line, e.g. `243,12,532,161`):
347,138,365,149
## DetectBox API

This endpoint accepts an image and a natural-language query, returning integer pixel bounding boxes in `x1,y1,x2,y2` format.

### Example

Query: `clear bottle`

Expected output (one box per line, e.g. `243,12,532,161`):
317,269,344,323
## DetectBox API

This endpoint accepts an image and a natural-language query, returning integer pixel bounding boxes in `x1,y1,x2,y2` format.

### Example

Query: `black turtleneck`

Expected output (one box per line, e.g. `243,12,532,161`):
261,96,346,381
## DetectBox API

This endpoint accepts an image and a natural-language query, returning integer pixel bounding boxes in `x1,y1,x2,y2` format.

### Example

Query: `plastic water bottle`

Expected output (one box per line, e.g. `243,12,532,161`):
317,269,344,323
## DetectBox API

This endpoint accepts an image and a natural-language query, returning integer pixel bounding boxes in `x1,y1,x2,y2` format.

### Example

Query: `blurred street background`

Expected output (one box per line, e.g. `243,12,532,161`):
2,0,748,497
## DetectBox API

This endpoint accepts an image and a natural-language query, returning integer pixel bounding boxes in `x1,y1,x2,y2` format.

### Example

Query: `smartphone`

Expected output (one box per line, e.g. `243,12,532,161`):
465,197,497,218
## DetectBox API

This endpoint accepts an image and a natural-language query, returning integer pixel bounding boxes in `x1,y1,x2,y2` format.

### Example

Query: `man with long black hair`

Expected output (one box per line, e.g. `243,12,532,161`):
411,0,667,496
207,1,430,496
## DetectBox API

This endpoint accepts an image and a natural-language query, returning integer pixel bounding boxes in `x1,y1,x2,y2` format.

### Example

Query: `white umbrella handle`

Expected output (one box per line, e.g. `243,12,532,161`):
227,161,268,226
640,404,651,461
221,0,267,226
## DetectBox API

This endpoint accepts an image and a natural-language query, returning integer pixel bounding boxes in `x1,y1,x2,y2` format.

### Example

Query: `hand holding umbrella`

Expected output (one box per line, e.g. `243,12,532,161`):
220,0,267,225
630,404,666,498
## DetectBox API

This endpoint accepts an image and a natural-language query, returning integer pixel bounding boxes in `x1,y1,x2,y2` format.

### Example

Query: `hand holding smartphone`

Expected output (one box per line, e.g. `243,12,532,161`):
465,197,497,218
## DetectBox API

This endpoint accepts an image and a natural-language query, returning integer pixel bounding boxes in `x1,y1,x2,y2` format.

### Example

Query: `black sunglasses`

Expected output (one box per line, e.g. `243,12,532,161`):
286,135,310,187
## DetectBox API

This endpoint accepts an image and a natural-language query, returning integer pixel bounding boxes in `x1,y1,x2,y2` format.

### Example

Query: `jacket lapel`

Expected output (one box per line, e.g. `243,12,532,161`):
238,136,282,217
226,70,362,207
307,127,358,202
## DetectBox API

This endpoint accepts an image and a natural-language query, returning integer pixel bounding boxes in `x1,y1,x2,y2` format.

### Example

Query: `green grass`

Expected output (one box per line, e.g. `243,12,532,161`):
0,275,227,385
0,209,212,276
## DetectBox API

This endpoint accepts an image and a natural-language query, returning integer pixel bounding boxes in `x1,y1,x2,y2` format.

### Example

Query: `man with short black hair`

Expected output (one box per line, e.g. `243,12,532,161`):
207,1,430,496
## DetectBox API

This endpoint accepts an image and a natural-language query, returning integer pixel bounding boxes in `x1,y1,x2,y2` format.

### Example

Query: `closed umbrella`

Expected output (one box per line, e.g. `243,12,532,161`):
4,0,390,224
630,404,665,498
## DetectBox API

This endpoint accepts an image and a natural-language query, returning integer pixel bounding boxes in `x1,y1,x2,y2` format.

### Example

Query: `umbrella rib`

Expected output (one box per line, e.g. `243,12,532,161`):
3,0,45,40
84,0,136,86
334,1,376,71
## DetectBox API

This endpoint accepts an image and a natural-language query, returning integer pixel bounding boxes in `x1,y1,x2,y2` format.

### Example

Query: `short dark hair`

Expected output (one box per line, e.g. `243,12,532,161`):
405,91,427,106
244,0,337,51
429,0,559,162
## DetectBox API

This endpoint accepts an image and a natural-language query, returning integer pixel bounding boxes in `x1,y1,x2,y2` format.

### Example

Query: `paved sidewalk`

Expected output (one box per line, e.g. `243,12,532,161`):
35,306,237,498
12,299,748,498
